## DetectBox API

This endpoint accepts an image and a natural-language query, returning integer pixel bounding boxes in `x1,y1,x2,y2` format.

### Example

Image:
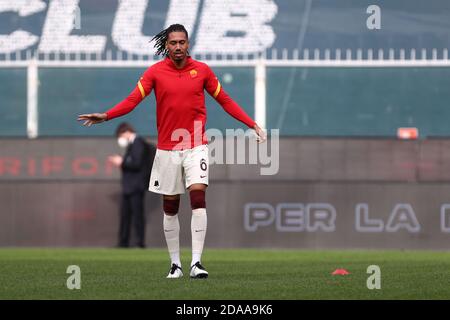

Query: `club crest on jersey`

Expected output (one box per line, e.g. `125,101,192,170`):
190,69,198,78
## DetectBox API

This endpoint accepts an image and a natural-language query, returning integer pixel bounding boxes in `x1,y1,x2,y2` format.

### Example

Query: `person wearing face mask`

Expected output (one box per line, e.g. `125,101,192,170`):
108,122,156,248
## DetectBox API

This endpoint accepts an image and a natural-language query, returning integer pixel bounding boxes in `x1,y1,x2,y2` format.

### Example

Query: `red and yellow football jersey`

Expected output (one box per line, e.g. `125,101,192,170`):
106,57,256,150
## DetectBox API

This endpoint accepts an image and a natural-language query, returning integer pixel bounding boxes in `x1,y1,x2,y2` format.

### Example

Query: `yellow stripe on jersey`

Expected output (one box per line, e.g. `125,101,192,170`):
213,81,221,98
138,80,146,98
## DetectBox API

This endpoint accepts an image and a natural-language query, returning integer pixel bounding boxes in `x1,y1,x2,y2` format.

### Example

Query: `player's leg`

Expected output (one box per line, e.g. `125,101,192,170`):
148,148,185,278
188,183,209,278
184,144,209,278
163,193,183,278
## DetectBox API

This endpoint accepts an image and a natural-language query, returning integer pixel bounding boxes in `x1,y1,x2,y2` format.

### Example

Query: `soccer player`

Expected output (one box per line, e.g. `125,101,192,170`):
78,24,266,279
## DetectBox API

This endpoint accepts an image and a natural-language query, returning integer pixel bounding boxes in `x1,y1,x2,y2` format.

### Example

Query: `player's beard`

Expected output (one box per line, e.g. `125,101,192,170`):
172,50,185,61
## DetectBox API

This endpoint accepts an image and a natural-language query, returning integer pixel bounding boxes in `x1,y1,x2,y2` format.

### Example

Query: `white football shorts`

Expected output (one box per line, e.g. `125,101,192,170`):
148,144,209,195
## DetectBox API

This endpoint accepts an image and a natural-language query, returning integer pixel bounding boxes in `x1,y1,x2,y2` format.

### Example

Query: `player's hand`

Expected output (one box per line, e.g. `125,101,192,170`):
77,113,107,126
108,155,123,167
253,123,267,144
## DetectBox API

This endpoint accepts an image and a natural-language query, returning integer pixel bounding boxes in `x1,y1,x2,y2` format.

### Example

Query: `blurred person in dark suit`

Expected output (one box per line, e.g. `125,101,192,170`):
108,122,156,248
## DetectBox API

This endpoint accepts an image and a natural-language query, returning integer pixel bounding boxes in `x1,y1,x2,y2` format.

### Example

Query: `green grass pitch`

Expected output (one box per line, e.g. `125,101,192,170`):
0,248,449,299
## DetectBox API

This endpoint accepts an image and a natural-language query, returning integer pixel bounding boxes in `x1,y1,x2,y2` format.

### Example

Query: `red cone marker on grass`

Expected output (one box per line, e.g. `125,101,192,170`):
332,269,350,275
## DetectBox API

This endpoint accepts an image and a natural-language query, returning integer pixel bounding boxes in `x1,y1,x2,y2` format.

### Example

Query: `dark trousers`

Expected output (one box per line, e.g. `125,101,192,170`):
118,192,146,248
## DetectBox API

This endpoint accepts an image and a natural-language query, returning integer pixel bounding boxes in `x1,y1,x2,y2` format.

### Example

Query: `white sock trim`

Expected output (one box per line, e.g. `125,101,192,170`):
192,208,206,216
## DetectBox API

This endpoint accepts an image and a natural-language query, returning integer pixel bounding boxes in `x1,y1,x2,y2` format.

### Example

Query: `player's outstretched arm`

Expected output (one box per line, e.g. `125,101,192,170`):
208,83,267,144
78,69,153,127
77,113,107,126
205,66,266,143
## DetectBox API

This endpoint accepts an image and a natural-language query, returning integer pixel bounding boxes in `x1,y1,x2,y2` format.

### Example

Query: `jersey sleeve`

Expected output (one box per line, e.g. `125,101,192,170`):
105,67,155,120
204,66,256,128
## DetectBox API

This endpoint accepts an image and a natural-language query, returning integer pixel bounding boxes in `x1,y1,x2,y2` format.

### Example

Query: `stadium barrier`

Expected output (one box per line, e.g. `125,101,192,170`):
1,48,450,138
1,137,450,249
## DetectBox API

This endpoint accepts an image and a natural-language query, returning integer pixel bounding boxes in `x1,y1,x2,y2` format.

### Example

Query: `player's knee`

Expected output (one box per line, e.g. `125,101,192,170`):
190,190,206,210
163,198,180,215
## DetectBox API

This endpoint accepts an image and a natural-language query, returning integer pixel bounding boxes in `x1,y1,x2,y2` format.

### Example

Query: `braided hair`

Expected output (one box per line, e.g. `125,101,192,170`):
152,24,189,56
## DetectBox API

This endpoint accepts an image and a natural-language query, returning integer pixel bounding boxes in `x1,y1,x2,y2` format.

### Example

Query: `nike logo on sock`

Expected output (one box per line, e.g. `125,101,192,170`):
200,175,206,178
164,229,174,232
194,230,205,232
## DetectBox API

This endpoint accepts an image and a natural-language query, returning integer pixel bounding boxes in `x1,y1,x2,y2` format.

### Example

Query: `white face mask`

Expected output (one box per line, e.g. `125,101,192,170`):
117,137,129,148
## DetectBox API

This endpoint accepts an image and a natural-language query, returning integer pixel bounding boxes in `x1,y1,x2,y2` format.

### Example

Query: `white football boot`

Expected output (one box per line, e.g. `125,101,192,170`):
190,262,208,279
166,264,183,278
